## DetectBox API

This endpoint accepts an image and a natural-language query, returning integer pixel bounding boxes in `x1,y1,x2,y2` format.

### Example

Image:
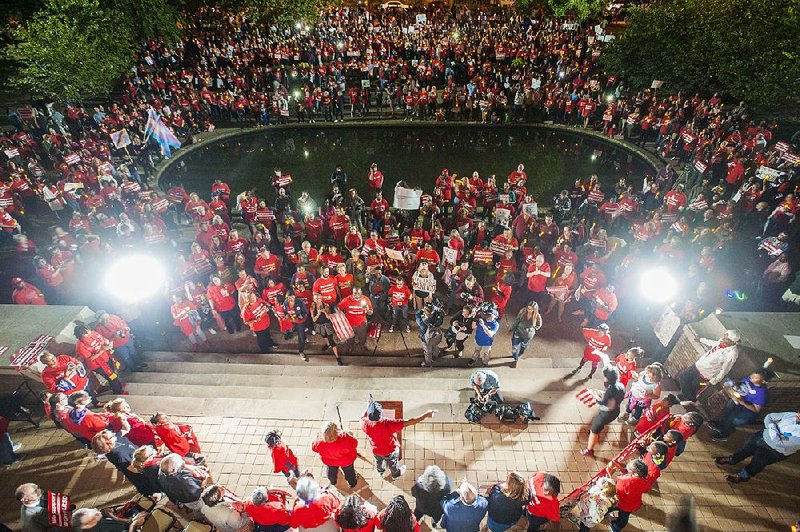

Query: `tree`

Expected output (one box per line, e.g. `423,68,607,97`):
108,0,182,43
6,0,134,100
601,0,800,106
216,0,329,25
514,0,607,21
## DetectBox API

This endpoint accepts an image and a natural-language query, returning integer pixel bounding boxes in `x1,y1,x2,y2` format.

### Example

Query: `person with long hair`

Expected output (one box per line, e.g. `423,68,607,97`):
104,398,156,446
92,430,161,497
411,465,451,527
485,472,526,531
509,301,543,367
377,495,419,532
311,292,343,365
200,484,254,532
335,495,379,532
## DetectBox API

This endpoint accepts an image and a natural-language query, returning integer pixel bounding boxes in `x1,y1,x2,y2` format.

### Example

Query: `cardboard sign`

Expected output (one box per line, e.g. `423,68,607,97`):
385,247,405,261
64,153,81,165
653,306,681,347
415,13,427,24
4,148,19,159
110,129,131,149
651,80,664,89
756,165,783,182
442,246,458,265
393,186,422,210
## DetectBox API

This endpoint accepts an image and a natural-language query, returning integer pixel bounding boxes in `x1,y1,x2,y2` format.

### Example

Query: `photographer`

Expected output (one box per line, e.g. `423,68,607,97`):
470,306,499,367
455,275,484,313
471,369,503,403
445,305,476,359
417,298,445,367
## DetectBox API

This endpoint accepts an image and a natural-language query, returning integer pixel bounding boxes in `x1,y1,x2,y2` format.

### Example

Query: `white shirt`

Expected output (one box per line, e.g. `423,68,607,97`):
762,412,800,456
695,338,738,385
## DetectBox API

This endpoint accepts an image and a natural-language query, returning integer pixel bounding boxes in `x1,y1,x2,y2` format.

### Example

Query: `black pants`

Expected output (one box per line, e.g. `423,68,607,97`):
219,307,242,333
255,329,276,353
527,515,551,531
677,365,704,401
730,430,788,479
326,463,357,488
94,367,124,395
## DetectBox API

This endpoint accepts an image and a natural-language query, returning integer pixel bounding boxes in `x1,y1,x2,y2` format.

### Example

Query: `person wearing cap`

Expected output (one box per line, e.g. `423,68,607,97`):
470,309,499,367
95,311,144,371
715,410,800,483
677,330,740,405
566,323,612,379
471,369,503,403
11,277,47,305
581,365,625,458
709,368,773,441
361,398,436,479
509,301,543,367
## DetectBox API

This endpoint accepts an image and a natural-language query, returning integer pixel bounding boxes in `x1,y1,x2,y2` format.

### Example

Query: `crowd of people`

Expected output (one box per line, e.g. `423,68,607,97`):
2,2,800,531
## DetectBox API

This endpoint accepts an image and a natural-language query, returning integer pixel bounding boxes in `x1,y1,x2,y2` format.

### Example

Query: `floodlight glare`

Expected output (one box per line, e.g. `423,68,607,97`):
104,254,166,303
639,267,677,303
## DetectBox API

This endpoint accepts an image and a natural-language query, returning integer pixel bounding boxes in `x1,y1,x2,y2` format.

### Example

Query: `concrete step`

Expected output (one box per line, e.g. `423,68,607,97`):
139,351,583,369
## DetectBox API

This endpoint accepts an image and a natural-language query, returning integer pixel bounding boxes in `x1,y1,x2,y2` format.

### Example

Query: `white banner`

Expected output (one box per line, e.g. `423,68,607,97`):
393,185,422,210
756,165,783,182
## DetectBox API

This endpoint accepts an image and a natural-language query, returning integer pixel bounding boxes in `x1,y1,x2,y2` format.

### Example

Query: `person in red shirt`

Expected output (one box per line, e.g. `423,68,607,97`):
567,323,612,379
311,421,359,489
241,292,277,354
525,472,561,531
39,351,94,398
10,277,47,305
104,398,156,447
290,476,341,530
255,248,281,280
74,325,124,395
95,311,143,371
361,399,436,478
585,284,618,328
606,459,651,531
245,487,292,530
265,429,299,480
525,254,550,306
368,163,384,192
65,391,109,441
387,277,412,333
171,294,209,351
207,275,242,334
615,347,643,388
150,412,203,463
338,287,373,351
336,495,380,532
634,394,678,437
313,267,339,305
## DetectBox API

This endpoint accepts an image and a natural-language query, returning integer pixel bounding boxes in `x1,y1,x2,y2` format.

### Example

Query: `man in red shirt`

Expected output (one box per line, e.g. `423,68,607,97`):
241,292,276,353
10,277,47,305
525,254,550,306
360,398,436,478
39,351,94,398
606,459,651,531
73,325,124,395
387,278,412,333
95,311,143,371
338,287,373,351
525,472,561,531
254,248,281,280
207,275,242,334
313,267,339,304
586,284,618,328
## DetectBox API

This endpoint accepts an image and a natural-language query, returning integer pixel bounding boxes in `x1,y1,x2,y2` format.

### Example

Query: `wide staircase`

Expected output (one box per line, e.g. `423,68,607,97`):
121,347,599,425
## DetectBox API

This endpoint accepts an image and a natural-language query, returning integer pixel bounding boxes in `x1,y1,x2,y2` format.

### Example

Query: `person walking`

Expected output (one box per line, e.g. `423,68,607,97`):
311,421,360,490
284,291,310,361
311,292,344,365
338,287,373,353
361,398,436,479
444,305,475,359
411,465,452,527
509,301,543,367
265,429,300,482
715,410,800,483
241,291,277,354
207,274,243,334
581,367,625,458
566,324,611,379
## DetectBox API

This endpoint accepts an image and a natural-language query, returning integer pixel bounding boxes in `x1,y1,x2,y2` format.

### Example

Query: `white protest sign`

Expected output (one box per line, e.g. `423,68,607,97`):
393,185,422,210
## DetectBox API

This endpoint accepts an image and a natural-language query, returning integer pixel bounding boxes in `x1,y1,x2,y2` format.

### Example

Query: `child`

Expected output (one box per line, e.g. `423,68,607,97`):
635,394,679,437
568,476,616,530
669,411,704,456
614,347,643,388
619,364,663,426
265,429,300,481
640,441,669,488
660,429,684,467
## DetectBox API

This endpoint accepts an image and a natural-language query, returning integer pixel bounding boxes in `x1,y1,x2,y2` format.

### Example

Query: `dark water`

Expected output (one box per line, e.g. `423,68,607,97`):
162,125,655,202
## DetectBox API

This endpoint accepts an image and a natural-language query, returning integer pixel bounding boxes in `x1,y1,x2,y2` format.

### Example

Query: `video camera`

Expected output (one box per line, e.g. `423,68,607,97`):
475,301,498,320
421,297,445,328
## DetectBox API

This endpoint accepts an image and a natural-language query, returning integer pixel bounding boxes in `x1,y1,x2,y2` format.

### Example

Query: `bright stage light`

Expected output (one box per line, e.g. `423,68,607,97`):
639,267,677,303
104,254,166,303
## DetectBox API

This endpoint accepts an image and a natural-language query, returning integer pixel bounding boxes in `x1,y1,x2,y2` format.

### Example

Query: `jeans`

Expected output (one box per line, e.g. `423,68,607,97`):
415,310,429,341
677,365,704,401
293,323,307,353
219,307,242,333
0,432,18,464
511,333,529,361
391,305,409,328
716,400,758,437
326,463,357,488
610,509,631,531
729,430,788,479
255,329,276,353
94,367,124,395
374,450,402,477
488,516,513,532
114,341,139,369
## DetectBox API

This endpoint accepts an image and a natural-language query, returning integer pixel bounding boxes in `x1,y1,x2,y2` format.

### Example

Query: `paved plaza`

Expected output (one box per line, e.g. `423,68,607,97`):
2,412,798,531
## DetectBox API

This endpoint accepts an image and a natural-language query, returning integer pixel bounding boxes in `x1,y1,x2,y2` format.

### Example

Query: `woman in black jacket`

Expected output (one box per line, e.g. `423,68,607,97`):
411,465,451,527
91,430,162,497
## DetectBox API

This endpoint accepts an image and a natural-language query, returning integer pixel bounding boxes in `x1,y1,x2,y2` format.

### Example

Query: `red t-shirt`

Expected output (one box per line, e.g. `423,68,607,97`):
311,431,359,466
207,283,236,312
246,500,291,526
313,276,339,304
40,355,88,393
290,493,341,529
388,285,411,307
360,414,403,455
270,442,298,473
615,474,650,512
338,296,372,328
525,472,560,521
243,298,271,332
